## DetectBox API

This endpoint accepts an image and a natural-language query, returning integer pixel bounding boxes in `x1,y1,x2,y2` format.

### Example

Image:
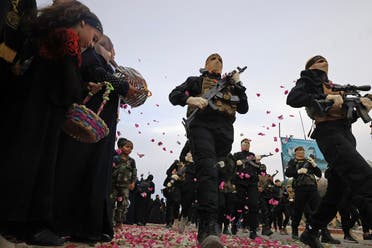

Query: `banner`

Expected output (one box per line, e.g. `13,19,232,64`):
280,137,328,172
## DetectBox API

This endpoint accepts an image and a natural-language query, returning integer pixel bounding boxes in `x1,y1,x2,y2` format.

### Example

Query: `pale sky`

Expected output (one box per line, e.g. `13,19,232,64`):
37,0,372,197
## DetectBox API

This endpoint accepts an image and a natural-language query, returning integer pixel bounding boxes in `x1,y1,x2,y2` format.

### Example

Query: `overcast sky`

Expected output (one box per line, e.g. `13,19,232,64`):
38,0,372,197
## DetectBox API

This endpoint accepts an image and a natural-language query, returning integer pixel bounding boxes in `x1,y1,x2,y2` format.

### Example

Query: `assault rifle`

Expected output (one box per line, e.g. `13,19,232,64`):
331,84,371,123
182,66,247,133
241,152,273,168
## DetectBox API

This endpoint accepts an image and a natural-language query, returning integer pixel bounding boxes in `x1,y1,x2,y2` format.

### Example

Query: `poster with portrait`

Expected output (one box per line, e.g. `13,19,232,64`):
280,137,328,172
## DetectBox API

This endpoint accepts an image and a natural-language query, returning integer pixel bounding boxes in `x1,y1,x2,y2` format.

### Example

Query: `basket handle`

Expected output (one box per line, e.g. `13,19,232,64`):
82,81,114,116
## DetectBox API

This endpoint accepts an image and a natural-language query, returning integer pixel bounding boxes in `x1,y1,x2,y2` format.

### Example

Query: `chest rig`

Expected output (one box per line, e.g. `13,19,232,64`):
314,82,346,123
187,76,239,117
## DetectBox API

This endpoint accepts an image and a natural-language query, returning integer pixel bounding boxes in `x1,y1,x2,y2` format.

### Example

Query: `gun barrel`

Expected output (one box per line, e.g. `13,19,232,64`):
357,85,371,91
333,84,371,92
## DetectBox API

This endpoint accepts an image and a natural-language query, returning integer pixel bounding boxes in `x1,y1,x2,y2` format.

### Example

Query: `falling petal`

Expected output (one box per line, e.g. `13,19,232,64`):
170,150,173,154
266,110,271,114
256,93,261,97
158,141,163,146
156,104,160,107
117,131,121,136
284,90,289,95
272,123,276,127
162,132,165,135
258,132,265,136
239,133,244,136
280,85,285,88
135,123,139,128
176,141,181,145
137,152,145,158
275,147,280,152
274,137,278,142
150,138,155,142
128,110,131,114
289,114,295,117
219,181,225,190
138,131,141,134
277,115,284,120
162,147,166,151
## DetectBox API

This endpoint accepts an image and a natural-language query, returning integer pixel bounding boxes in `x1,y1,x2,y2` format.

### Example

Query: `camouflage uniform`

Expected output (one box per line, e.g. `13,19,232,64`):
111,155,137,225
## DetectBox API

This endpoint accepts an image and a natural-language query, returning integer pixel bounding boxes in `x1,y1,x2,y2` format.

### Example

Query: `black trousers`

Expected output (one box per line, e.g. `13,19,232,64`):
233,185,259,229
291,187,320,228
310,120,372,230
180,180,196,219
189,124,233,216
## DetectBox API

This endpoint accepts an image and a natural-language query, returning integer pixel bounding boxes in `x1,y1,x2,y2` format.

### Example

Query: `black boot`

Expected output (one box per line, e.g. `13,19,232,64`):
198,216,223,248
249,229,257,239
222,225,231,235
320,228,340,244
261,226,273,236
291,226,299,240
300,228,323,248
231,222,237,235
197,220,209,244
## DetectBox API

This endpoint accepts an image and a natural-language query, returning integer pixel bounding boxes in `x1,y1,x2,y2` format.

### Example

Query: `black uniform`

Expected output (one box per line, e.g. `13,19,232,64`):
232,151,260,232
163,160,183,227
286,68,372,232
285,157,321,235
169,71,248,242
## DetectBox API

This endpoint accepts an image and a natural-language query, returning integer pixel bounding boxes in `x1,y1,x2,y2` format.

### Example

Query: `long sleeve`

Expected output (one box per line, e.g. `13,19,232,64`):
286,70,327,108
284,159,298,178
234,84,249,114
81,48,129,97
169,77,200,106
166,160,179,177
311,166,322,178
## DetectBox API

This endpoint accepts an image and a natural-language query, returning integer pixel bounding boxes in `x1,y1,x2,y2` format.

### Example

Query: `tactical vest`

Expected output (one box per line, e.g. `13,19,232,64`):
187,76,238,117
312,82,346,123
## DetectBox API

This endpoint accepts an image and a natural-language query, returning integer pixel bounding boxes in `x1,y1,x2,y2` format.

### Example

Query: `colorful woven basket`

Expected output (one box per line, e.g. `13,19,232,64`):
113,66,151,108
63,82,113,143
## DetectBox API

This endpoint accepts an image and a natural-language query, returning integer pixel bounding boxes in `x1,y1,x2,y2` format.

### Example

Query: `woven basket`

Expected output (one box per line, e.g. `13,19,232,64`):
62,82,113,143
114,66,151,108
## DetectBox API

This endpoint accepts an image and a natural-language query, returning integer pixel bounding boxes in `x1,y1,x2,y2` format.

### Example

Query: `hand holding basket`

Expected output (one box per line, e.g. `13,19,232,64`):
63,82,114,143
